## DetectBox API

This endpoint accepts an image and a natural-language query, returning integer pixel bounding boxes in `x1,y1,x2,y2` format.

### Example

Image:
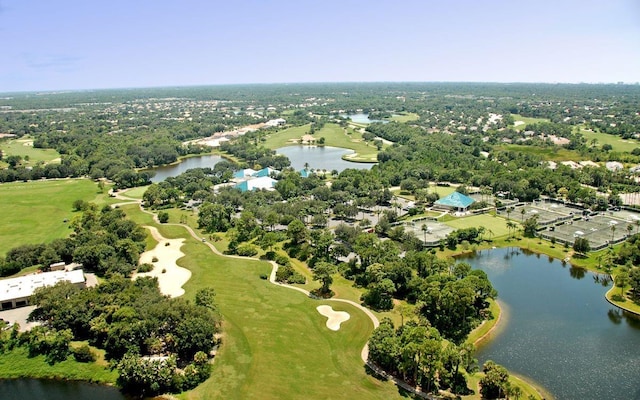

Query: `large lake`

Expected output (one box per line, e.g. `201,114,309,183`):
148,154,223,183
463,248,640,400
0,379,125,400
276,146,374,172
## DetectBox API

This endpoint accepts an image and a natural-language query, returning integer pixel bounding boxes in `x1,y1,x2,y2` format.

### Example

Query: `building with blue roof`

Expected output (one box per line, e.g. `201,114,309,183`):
434,191,475,212
234,176,277,192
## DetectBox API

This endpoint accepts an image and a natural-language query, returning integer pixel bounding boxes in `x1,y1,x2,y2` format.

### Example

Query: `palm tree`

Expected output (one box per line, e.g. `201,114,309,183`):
520,207,526,222
627,224,634,238
506,206,513,221
421,223,429,243
506,221,517,239
610,224,616,244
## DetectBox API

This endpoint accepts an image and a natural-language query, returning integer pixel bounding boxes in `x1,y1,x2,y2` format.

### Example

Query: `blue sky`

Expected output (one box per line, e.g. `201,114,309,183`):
1,0,639,92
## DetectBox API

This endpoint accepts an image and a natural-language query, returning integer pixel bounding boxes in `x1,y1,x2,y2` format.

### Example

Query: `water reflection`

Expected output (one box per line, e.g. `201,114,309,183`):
462,248,640,400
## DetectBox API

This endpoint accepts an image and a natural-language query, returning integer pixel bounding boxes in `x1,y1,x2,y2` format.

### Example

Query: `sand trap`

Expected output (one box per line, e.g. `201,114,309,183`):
134,226,191,297
316,305,350,331
514,121,525,127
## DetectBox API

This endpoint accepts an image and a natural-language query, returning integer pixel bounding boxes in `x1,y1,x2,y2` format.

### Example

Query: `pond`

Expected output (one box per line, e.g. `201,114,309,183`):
148,154,223,182
342,113,388,124
276,146,374,172
462,248,640,400
0,379,126,400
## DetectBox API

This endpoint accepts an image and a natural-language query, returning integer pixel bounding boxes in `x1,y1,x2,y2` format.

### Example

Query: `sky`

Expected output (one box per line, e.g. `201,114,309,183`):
1,0,639,92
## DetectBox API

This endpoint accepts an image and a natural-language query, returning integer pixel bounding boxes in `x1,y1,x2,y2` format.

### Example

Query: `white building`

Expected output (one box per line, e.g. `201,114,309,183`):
0,270,86,311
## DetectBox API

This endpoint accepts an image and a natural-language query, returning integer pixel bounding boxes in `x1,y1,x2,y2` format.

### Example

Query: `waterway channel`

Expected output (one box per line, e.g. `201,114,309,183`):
462,248,640,400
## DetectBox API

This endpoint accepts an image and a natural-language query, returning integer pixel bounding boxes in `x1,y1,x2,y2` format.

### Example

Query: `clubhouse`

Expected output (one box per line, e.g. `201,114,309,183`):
0,269,86,311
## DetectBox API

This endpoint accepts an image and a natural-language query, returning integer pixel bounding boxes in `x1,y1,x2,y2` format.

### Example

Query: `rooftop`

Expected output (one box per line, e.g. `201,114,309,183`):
0,270,85,303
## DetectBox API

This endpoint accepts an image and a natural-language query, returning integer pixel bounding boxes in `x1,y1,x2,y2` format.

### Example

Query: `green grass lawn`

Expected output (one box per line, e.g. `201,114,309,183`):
444,214,512,238
578,126,640,153
117,209,403,400
0,179,114,256
510,114,549,131
261,124,311,148
262,123,383,162
0,137,61,167
389,113,419,123
495,144,581,162
0,346,117,383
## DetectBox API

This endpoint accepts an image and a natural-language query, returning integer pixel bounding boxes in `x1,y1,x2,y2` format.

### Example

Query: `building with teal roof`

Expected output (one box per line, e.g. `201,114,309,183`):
434,191,475,212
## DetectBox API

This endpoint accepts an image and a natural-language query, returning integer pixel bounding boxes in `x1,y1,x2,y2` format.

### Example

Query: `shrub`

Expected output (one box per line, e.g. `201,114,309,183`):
236,244,258,257
72,344,96,363
275,254,290,266
259,274,269,280
158,211,169,223
152,256,158,263
137,263,154,273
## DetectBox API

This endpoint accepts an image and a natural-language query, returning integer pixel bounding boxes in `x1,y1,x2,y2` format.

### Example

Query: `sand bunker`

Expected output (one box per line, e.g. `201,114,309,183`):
316,305,350,331
134,226,191,297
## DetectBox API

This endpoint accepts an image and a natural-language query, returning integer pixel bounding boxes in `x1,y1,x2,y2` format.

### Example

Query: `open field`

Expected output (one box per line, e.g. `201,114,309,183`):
578,126,640,153
0,137,61,167
262,124,311,149
263,123,382,161
495,144,581,162
119,207,403,400
389,113,419,123
444,214,512,238
510,114,549,131
0,179,115,256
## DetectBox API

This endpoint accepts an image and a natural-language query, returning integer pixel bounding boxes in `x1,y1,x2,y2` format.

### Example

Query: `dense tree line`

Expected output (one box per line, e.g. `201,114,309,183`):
25,279,220,396
0,204,146,277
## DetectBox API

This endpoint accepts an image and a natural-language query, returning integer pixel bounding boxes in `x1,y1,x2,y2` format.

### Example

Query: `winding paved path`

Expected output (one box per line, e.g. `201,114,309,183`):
131,201,437,399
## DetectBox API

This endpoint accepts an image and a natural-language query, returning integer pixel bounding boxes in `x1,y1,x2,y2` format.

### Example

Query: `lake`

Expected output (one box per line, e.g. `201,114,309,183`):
148,154,223,183
276,146,374,172
0,379,126,400
463,248,640,400
343,113,388,124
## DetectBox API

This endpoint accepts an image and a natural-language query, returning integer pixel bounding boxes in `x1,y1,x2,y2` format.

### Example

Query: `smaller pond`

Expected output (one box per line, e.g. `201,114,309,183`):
148,154,223,183
0,379,126,400
276,146,374,173
342,113,388,124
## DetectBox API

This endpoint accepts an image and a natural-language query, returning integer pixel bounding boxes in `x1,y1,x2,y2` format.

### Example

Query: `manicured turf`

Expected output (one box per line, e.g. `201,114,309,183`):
389,113,419,123
262,124,311,148
118,209,403,400
263,123,383,162
444,214,512,238
510,114,549,131
579,127,640,153
0,137,61,168
0,179,114,256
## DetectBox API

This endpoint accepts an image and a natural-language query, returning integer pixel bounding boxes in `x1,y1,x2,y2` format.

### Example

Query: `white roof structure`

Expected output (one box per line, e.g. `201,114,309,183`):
0,270,85,303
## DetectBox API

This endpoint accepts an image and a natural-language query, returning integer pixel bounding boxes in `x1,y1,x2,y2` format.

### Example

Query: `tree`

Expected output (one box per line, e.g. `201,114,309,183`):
573,237,591,254
421,223,429,243
611,224,616,244
194,287,217,310
312,262,336,295
197,203,231,233
157,211,169,223
479,360,510,399
506,221,517,239
287,219,308,245
615,271,630,298
522,215,538,238
363,278,396,310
